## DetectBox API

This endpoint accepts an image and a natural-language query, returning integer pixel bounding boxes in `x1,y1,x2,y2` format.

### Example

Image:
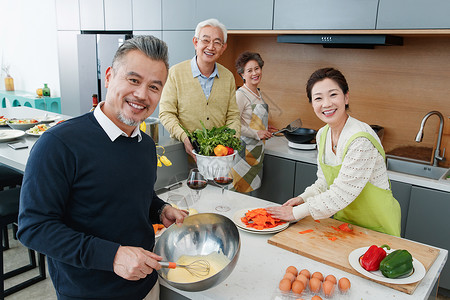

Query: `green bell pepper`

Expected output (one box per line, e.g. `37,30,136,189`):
379,249,414,279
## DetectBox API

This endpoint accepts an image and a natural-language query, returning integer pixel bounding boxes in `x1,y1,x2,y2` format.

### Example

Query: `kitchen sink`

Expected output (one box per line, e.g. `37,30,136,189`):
386,158,449,180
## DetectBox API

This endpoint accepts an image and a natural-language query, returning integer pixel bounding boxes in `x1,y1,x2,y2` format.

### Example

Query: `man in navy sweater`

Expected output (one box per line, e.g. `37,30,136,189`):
17,36,187,300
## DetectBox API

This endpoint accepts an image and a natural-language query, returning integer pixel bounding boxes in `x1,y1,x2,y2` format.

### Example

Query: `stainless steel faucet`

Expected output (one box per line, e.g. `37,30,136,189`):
415,111,446,166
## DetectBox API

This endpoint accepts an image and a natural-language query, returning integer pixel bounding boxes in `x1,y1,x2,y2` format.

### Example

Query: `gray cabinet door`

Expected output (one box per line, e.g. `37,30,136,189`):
162,31,195,67
390,180,411,237
274,0,378,30
405,186,450,289
253,155,296,204
104,0,132,30
80,0,105,30
197,0,273,30
377,0,450,29
132,0,162,30
294,161,317,196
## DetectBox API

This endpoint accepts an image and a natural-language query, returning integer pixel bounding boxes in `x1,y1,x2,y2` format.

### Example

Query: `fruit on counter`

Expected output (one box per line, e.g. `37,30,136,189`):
156,145,172,168
338,222,353,232
179,121,242,156
379,249,414,278
360,244,391,271
213,144,228,156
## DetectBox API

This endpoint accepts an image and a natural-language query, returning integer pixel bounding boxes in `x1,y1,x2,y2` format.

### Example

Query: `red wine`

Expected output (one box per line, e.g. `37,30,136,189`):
187,180,207,190
214,177,233,186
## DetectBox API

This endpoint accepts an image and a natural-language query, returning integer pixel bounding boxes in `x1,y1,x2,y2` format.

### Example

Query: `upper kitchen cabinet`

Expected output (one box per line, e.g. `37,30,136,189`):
104,0,132,30
162,31,195,67
55,0,80,31
80,0,105,30
196,0,273,30
162,0,197,30
273,0,378,30
132,0,162,30
162,0,273,30
377,0,450,29
80,0,132,31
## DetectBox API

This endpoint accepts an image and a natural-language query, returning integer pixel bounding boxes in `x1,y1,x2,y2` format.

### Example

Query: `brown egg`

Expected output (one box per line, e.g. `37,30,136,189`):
338,277,351,292
286,265,298,276
311,296,323,300
292,280,305,294
296,274,309,287
283,272,296,282
299,268,311,279
324,274,337,284
311,271,324,282
322,280,335,297
279,278,292,292
309,277,322,293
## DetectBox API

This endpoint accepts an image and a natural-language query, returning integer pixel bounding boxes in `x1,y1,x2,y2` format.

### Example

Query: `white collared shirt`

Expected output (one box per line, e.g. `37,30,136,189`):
93,102,142,142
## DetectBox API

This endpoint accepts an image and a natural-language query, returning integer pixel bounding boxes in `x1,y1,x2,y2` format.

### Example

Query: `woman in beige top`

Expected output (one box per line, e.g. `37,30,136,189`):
231,52,277,193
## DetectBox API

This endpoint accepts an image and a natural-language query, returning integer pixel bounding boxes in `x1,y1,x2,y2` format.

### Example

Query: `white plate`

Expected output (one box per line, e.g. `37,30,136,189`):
25,130,45,137
232,207,289,234
37,115,60,123
0,129,26,142
348,246,426,284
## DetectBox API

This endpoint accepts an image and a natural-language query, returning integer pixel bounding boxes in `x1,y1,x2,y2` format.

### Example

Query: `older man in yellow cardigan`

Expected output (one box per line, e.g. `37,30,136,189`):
159,18,240,160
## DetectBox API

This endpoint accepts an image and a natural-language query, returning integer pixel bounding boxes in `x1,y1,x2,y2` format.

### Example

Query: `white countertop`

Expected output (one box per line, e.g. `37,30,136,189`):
157,183,447,300
264,136,450,192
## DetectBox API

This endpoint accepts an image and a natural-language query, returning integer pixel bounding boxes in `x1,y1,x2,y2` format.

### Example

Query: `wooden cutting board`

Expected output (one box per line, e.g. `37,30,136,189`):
268,217,440,295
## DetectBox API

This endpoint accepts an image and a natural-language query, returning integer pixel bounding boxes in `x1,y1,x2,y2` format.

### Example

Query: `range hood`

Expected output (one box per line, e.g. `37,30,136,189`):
277,34,403,49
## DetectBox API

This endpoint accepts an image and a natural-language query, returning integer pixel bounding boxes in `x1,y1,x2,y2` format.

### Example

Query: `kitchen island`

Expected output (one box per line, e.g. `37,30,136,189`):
157,183,447,300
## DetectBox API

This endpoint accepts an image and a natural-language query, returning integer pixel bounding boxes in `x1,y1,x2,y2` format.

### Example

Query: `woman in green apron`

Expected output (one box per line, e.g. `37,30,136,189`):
231,52,277,193
267,68,401,236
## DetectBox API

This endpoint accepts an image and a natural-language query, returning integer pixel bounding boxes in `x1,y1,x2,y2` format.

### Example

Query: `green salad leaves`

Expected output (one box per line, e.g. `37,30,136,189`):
180,121,242,156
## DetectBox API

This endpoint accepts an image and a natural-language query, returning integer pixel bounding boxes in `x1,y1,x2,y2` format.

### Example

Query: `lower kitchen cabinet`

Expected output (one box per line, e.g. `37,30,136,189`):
390,180,412,237
405,186,450,290
253,155,296,204
294,161,317,196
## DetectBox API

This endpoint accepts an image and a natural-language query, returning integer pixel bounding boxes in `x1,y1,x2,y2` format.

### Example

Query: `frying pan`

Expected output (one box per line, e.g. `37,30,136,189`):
272,118,302,135
283,128,317,144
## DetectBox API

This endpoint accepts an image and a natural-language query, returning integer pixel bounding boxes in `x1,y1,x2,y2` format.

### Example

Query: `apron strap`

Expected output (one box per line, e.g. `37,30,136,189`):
342,132,386,160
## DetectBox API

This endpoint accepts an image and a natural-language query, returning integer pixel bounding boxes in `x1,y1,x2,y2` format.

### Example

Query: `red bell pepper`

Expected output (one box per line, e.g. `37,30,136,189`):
360,244,391,271
225,146,234,155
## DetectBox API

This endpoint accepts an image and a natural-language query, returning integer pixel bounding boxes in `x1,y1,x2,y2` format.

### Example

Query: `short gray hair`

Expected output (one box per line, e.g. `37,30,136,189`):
194,18,227,43
112,35,169,71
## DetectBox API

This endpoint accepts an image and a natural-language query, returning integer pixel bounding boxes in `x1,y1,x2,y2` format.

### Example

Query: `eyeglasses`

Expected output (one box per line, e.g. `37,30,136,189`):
197,37,224,49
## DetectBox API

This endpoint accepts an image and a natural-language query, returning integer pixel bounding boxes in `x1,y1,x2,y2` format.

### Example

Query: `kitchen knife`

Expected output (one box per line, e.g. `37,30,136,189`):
155,181,183,195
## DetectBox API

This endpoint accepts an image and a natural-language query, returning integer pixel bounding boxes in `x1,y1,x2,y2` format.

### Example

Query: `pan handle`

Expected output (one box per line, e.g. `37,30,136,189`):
272,128,286,135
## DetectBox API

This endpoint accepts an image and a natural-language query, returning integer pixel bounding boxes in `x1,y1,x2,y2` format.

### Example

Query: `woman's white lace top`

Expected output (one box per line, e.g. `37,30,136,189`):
293,116,390,220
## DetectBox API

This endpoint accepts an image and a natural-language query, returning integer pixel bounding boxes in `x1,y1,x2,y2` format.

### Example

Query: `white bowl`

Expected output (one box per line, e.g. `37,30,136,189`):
7,119,42,131
193,150,237,180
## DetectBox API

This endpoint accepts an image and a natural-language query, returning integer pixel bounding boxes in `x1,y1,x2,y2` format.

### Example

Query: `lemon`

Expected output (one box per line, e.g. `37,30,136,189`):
139,121,146,132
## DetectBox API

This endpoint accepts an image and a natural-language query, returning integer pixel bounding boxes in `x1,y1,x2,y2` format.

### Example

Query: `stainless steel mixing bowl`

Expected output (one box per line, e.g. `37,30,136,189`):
154,213,241,292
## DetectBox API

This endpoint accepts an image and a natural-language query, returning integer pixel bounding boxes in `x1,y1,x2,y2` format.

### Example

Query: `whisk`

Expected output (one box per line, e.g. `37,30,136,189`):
160,259,211,277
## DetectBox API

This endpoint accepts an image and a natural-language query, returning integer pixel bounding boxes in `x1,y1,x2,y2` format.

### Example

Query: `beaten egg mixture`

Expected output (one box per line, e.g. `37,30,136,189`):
166,251,230,283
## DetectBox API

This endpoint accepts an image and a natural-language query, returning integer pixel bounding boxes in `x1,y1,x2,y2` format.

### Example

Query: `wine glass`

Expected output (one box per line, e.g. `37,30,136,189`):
213,167,233,212
187,168,207,203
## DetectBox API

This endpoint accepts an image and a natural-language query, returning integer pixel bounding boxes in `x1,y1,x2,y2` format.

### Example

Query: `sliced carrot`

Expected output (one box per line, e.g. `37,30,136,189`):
314,220,321,223
328,236,337,241
299,229,314,234
241,208,286,230
338,223,353,232
331,226,340,231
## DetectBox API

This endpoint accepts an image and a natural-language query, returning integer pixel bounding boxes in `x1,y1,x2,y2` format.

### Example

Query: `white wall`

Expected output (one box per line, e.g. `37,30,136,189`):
0,0,60,97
